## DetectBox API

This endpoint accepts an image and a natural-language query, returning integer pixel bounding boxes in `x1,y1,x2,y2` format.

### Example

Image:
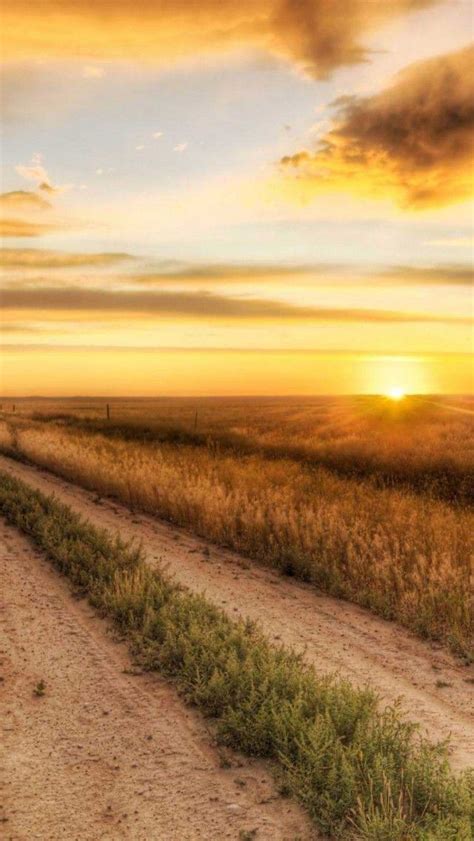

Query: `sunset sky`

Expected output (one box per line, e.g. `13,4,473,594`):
1,0,473,395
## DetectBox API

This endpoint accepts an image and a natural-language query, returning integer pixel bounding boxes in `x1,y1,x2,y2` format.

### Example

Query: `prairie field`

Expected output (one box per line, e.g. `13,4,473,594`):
1,395,472,658
10,394,474,502
0,395,472,839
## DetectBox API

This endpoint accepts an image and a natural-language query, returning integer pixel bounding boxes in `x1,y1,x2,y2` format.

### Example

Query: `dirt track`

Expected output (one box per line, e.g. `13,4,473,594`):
0,454,472,776
0,518,316,840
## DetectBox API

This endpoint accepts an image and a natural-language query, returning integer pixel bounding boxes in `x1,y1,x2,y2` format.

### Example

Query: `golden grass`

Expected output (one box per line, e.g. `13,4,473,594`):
12,394,474,502
1,418,472,658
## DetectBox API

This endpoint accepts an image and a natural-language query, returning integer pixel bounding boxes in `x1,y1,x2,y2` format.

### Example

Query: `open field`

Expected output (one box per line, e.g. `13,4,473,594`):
1,395,472,837
0,396,472,658
1,469,472,839
5,395,473,503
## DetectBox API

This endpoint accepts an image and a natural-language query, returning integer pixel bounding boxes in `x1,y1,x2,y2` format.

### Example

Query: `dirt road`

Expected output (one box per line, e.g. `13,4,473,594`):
0,517,316,840
0,454,472,775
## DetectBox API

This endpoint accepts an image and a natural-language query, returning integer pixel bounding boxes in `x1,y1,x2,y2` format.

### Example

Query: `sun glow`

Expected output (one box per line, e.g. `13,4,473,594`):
386,387,406,400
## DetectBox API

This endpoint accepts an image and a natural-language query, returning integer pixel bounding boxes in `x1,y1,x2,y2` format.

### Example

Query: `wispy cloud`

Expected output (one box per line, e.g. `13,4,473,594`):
384,265,473,286
128,262,328,283
1,286,470,325
0,323,61,334
0,191,51,212
0,248,135,269
15,152,70,194
0,190,77,238
0,190,57,237
129,261,474,287
3,247,470,287
2,346,470,358
425,237,474,249
15,152,50,187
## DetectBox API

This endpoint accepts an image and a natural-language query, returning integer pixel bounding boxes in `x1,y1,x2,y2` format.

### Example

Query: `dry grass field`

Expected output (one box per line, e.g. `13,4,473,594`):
1,395,472,658
1,395,473,838
9,394,473,502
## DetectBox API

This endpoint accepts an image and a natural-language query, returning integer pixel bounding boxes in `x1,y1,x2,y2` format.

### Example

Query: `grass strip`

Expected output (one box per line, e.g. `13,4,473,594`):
0,469,472,840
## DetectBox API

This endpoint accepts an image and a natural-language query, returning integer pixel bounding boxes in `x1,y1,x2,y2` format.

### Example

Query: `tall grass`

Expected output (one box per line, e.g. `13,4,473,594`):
0,469,472,840
12,394,474,504
1,419,472,658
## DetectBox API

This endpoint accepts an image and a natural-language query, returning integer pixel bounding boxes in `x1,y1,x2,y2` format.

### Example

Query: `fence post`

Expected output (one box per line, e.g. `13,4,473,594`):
106,403,110,420
12,404,15,413
194,410,198,431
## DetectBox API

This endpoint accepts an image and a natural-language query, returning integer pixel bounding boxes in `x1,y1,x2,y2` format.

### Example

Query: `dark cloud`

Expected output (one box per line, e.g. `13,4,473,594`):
280,44,474,207
1,286,470,324
3,1,437,78
270,0,437,78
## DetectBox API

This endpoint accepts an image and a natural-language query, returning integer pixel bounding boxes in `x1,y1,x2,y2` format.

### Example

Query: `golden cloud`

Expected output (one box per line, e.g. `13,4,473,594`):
0,191,51,212
0,248,135,268
2,0,436,77
130,262,473,286
3,246,470,288
0,190,56,237
280,45,474,207
0,190,74,238
1,286,470,324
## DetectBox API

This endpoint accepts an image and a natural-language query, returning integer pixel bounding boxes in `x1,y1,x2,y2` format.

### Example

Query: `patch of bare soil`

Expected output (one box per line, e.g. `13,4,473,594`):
0,455,472,773
0,520,316,840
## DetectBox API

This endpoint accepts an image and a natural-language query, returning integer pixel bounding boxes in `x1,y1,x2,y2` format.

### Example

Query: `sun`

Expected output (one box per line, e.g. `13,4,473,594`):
385,387,405,401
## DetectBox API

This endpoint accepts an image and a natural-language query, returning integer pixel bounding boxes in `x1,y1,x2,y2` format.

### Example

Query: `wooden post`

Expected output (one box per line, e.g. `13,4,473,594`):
12,404,15,413
194,410,198,431
106,403,110,420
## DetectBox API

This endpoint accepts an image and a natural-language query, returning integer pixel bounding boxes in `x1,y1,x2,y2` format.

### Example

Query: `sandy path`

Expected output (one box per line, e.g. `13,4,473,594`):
0,455,472,774
0,518,317,841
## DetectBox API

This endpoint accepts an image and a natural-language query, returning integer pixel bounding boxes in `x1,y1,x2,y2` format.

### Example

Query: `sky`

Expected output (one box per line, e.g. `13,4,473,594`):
1,0,473,396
